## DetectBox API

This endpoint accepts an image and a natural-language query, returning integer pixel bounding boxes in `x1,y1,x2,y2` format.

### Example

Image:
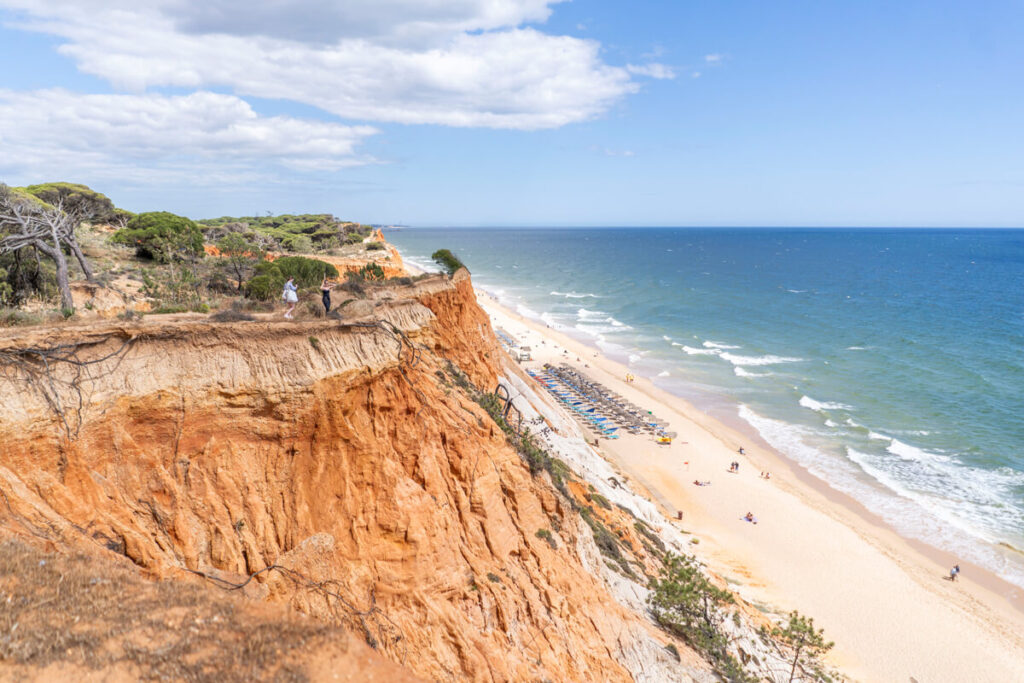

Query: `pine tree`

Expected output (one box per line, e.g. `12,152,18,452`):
771,610,834,682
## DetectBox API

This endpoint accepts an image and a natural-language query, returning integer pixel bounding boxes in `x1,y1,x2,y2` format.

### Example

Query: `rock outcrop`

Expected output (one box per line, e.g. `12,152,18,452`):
0,270,695,681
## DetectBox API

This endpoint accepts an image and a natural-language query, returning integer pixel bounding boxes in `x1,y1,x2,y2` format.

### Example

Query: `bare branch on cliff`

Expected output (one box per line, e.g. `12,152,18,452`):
0,335,136,440
185,565,407,662
341,319,429,415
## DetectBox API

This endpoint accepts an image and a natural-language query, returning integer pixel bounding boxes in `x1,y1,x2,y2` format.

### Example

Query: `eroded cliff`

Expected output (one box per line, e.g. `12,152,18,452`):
0,271,691,681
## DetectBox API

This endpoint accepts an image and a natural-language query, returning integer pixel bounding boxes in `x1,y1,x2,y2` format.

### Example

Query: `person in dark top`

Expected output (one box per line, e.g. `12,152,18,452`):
320,276,336,314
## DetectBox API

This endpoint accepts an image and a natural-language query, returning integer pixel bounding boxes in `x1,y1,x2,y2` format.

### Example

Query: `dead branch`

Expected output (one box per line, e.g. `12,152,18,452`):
0,335,136,440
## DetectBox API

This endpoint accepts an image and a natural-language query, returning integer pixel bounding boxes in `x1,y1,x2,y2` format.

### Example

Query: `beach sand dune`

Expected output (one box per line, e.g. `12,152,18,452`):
480,292,1024,682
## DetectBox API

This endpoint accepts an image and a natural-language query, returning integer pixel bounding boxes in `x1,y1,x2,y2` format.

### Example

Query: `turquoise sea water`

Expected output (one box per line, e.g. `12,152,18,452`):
389,228,1024,588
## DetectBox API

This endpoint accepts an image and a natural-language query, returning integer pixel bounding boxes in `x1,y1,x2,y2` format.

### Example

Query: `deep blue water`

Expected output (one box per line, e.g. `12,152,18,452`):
389,228,1024,587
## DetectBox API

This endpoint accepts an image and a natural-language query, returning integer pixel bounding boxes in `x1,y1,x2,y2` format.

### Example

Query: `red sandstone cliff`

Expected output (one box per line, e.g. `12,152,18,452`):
0,270,694,681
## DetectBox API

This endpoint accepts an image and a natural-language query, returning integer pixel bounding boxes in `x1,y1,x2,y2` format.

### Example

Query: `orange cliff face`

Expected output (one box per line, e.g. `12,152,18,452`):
0,271,685,682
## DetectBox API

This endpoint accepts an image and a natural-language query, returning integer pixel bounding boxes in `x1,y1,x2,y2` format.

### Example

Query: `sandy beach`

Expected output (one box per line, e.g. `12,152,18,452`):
477,290,1024,682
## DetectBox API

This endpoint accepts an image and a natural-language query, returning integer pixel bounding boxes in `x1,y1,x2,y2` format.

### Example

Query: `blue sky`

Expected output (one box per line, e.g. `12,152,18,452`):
1,0,1022,226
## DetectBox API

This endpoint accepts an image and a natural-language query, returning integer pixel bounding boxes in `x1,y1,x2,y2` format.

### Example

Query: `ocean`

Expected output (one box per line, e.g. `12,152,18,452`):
388,227,1024,589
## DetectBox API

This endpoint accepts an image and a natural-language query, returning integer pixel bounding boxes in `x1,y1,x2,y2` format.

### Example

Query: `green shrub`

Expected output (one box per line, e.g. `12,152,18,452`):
282,234,313,253
244,274,278,301
244,256,339,301
580,506,635,579
273,256,339,287
431,249,465,276
111,211,204,262
486,572,501,583
357,262,385,281
634,520,667,555
210,309,256,322
149,304,189,314
535,528,557,550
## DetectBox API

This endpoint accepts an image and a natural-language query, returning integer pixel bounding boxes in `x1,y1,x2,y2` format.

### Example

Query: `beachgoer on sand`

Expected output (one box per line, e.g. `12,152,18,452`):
282,278,298,318
320,276,336,314
738,447,745,455
950,564,960,581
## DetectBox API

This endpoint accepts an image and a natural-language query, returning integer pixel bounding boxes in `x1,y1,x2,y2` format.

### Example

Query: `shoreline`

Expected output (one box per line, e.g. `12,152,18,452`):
474,288,1024,681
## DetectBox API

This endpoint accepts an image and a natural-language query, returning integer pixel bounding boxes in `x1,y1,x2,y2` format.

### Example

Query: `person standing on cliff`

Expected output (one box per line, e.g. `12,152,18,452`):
320,276,336,314
282,277,298,319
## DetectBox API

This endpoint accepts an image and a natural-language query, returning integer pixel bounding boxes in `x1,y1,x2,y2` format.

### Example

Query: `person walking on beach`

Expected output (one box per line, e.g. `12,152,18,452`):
282,277,298,319
950,564,960,582
320,276,336,314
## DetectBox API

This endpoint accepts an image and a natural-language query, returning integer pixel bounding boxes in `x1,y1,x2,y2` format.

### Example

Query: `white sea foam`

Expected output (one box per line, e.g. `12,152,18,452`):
868,430,890,441
703,340,740,349
551,290,600,298
573,324,617,340
887,438,949,463
720,352,804,366
402,255,438,274
824,419,838,427
799,395,853,413
786,289,808,293
657,370,670,377
539,312,565,329
739,405,1024,588
576,307,606,320
662,335,672,342
845,446,1024,561
734,367,770,378
516,304,540,319
846,346,867,351
681,345,720,356
628,353,643,364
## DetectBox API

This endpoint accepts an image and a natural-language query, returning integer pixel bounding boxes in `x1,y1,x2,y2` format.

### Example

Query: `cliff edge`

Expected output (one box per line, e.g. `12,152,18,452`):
0,270,698,681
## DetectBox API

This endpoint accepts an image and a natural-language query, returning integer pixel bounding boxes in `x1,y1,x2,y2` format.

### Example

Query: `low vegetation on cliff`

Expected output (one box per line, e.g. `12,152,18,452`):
0,181,402,323
199,213,372,253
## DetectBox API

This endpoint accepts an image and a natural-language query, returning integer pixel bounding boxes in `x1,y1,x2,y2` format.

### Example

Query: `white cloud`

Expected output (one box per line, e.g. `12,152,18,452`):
704,53,723,64
1,0,635,130
0,89,377,182
626,63,676,80
166,0,563,45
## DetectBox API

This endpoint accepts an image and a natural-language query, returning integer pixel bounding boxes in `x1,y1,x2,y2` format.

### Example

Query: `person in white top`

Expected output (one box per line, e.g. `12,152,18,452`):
282,278,298,319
